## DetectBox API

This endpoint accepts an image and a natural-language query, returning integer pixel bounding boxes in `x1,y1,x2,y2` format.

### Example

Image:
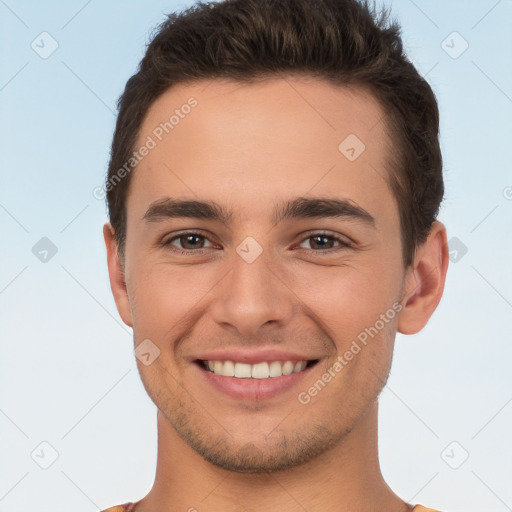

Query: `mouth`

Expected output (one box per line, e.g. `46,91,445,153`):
195,358,320,379
193,358,321,401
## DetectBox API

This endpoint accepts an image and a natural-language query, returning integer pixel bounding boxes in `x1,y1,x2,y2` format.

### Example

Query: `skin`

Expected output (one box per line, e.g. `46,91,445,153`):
104,76,449,512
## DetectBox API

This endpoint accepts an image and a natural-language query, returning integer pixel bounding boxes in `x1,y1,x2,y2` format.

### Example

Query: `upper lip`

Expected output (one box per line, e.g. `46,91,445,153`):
191,348,322,365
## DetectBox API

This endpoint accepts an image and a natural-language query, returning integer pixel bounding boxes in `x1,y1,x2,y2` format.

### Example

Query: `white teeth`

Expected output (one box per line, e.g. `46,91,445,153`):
203,359,311,378
282,361,294,375
214,361,223,375
234,362,252,378
294,361,307,372
222,360,235,377
251,362,269,379
269,361,282,377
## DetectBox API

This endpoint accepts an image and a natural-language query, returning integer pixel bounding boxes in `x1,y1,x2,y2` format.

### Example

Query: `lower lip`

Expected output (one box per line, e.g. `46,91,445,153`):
194,362,317,401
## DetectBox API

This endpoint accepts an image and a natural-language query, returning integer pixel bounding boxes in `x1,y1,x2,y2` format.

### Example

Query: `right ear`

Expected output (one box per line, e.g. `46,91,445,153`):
103,223,133,327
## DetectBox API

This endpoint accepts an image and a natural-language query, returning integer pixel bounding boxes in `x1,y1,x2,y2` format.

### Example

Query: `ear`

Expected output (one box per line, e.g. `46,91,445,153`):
397,220,449,335
103,222,133,327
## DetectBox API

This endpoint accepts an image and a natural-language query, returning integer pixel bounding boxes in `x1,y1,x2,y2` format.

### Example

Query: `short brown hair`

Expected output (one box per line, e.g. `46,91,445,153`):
106,0,443,267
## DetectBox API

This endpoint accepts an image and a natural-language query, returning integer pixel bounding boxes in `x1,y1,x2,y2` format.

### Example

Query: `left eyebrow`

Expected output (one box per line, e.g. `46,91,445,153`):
142,196,375,227
272,196,376,227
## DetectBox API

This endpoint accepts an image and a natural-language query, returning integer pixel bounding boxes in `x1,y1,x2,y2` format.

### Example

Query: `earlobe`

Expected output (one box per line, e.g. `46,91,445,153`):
103,222,133,328
397,221,449,335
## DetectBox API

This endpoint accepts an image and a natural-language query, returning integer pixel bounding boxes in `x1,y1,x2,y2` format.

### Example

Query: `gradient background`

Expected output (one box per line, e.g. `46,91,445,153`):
1,1,511,511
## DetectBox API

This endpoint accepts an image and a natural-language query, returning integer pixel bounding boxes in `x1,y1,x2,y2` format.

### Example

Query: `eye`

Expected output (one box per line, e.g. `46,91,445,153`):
298,232,351,252
163,231,216,253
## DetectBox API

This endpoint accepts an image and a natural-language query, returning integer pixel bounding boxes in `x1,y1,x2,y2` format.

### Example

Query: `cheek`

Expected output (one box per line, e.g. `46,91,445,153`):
284,259,400,330
126,261,221,336
282,261,402,384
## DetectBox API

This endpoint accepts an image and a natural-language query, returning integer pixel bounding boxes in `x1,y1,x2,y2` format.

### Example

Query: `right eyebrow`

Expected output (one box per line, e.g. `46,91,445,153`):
142,197,233,224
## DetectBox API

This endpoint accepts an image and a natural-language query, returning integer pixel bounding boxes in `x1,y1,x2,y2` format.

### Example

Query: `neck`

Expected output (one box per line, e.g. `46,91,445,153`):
135,401,411,512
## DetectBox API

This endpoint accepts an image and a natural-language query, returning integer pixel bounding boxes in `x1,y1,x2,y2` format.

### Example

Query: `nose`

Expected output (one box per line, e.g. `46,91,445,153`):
209,248,295,337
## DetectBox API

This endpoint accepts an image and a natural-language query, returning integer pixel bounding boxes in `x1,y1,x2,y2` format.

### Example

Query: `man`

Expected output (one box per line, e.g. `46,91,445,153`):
101,0,449,510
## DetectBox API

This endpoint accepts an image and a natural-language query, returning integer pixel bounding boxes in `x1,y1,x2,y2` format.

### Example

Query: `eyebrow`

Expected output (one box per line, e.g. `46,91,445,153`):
142,196,376,227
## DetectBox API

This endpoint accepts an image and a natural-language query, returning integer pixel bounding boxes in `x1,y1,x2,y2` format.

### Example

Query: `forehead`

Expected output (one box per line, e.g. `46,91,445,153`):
128,76,396,227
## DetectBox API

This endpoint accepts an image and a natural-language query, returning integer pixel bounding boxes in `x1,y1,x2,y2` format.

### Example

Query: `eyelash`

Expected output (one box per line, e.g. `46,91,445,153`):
161,230,352,255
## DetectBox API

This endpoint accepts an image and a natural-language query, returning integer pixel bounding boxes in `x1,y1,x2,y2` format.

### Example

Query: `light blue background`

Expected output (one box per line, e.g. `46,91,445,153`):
1,1,511,511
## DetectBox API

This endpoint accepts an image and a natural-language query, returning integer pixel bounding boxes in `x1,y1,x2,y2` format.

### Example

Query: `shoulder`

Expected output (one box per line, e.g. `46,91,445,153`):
100,503,137,512
413,505,445,512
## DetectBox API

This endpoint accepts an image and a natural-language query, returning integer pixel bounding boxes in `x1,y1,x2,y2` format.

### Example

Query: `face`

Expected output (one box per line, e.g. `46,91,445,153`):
112,77,408,472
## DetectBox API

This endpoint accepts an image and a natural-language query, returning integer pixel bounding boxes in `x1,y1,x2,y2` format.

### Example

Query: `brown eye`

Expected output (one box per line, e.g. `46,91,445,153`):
299,233,351,252
176,234,205,250
164,232,215,252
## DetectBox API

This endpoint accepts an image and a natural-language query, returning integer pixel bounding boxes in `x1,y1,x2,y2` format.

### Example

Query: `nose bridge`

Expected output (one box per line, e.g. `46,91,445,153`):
210,243,294,335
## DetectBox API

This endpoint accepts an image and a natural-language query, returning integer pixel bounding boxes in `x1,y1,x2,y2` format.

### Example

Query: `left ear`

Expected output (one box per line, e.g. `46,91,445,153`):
397,220,449,335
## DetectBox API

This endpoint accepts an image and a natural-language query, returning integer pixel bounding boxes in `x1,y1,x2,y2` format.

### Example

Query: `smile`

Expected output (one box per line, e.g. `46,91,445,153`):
199,359,319,379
